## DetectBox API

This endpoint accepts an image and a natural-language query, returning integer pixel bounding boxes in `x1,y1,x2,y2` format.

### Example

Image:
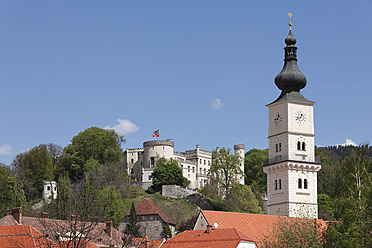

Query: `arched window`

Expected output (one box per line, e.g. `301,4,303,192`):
298,178,302,189
275,180,278,190
279,143,282,151
279,179,282,190
302,142,306,151
297,141,301,150
304,179,308,189
275,144,278,152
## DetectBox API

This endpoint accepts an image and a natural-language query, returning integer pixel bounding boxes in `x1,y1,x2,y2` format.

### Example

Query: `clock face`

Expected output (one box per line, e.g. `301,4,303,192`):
295,111,306,125
274,112,283,126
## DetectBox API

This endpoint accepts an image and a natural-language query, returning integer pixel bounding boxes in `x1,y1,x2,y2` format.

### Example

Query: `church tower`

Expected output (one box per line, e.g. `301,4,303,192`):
263,18,321,219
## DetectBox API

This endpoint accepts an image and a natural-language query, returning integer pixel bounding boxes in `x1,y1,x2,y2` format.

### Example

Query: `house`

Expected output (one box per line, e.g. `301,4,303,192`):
0,225,99,248
161,226,257,248
193,210,326,246
0,207,124,248
119,199,176,240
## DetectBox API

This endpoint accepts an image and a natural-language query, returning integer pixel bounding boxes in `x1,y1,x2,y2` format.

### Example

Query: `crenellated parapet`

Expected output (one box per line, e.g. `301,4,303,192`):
234,144,245,150
143,139,174,148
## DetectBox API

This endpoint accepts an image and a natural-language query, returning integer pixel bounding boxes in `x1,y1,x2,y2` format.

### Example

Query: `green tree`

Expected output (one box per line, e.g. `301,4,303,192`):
326,144,372,247
163,222,172,239
151,158,189,190
12,144,54,200
124,202,141,238
228,184,263,214
98,186,128,228
260,216,326,248
211,148,241,199
318,193,334,220
60,127,125,180
244,148,268,193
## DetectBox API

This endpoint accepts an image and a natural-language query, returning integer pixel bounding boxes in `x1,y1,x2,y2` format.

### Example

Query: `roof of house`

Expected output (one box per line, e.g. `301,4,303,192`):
134,237,164,248
0,225,47,248
0,212,124,247
161,228,256,248
199,210,326,247
128,198,175,225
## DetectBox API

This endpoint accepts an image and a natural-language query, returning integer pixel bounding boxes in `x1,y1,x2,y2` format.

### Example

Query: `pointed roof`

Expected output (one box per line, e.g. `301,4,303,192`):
130,198,175,225
198,210,326,247
161,228,256,248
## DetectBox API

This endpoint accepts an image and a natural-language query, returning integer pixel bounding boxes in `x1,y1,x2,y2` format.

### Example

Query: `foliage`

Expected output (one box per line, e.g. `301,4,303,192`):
325,144,372,247
211,148,242,199
260,216,326,248
163,222,172,239
244,148,268,193
228,184,263,214
60,127,124,180
177,215,198,232
12,144,54,200
151,158,189,190
318,194,334,220
124,202,142,238
0,164,27,216
98,186,128,228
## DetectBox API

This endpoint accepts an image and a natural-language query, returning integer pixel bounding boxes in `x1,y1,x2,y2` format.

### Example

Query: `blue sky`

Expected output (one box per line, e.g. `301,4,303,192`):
1,0,371,165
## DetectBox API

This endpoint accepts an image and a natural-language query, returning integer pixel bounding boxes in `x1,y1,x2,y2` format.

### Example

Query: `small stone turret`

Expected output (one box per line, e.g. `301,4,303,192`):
234,144,245,184
42,181,57,202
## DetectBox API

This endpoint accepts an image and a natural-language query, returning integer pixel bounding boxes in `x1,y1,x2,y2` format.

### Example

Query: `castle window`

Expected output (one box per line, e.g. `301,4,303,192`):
200,159,202,164
208,160,210,165
298,178,302,189
275,144,278,152
47,186,50,191
275,180,278,190
204,160,206,165
297,141,301,150
131,159,134,164
279,143,282,151
204,168,206,175
279,179,282,190
148,175,151,180
304,179,308,189
150,157,155,168
188,166,190,172
302,142,306,151
200,168,202,174
192,167,195,173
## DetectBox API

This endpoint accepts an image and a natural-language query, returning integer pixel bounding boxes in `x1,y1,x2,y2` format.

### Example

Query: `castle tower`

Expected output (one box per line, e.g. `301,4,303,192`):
263,19,321,218
234,144,245,184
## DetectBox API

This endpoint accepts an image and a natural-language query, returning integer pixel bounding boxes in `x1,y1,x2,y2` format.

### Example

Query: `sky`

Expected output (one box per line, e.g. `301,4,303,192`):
1,0,371,165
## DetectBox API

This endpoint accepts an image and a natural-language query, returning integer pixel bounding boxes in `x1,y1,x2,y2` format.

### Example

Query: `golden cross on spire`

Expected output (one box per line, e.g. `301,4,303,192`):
287,11,293,30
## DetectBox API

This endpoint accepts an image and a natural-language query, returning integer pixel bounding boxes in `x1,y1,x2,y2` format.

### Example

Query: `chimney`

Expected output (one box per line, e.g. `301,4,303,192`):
145,236,150,248
206,224,212,234
11,207,22,224
6,209,10,215
41,212,49,219
106,221,113,237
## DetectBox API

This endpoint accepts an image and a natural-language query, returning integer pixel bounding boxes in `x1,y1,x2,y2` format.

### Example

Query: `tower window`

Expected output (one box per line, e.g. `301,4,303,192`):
275,180,278,190
279,179,282,190
298,178,302,189
302,142,306,151
297,141,301,150
275,144,278,152
279,143,282,151
304,179,308,189
150,157,155,168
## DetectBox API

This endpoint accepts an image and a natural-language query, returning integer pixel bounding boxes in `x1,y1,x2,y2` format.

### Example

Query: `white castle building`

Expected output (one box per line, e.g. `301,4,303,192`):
123,139,245,189
263,22,321,219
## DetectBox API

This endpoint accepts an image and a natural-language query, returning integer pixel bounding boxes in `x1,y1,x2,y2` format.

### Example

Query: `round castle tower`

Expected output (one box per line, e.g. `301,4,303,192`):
234,144,245,184
143,139,174,168
42,180,57,202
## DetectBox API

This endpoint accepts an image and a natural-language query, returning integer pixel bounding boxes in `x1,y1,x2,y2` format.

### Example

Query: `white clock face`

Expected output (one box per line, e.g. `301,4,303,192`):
274,112,283,126
295,111,306,125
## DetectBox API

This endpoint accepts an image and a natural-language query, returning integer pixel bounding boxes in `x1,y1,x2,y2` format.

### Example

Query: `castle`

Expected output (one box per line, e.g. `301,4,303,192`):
122,140,245,189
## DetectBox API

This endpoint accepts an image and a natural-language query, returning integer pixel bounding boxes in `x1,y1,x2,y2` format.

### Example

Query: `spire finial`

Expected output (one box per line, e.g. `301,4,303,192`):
287,11,293,30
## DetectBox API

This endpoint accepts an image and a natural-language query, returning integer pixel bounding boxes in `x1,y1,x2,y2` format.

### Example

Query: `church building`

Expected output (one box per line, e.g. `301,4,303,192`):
263,20,321,219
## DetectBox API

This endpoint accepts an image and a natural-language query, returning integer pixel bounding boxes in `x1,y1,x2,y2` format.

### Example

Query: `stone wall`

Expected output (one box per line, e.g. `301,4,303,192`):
162,185,198,198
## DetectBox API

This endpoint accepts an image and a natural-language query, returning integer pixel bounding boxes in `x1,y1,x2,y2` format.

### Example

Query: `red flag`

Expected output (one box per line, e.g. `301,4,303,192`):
152,130,159,137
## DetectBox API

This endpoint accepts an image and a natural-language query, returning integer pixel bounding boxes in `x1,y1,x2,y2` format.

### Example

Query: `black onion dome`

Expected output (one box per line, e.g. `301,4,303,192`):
275,29,307,93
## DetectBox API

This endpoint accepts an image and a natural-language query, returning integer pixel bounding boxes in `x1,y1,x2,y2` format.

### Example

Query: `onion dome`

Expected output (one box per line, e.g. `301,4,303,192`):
275,23,307,93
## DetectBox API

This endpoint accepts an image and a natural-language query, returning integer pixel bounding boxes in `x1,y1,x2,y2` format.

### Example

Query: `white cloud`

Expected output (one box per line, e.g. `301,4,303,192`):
337,138,358,147
211,98,223,110
105,119,140,136
0,144,13,155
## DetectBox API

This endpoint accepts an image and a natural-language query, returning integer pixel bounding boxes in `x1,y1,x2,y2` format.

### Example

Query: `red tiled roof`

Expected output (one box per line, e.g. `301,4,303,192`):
135,238,164,248
129,199,175,225
0,225,49,247
199,210,326,247
0,214,124,247
161,228,256,248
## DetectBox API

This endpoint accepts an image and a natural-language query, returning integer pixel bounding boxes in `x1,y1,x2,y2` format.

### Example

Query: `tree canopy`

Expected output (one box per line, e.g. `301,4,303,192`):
59,127,124,180
244,148,268,193
151,158,189,190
